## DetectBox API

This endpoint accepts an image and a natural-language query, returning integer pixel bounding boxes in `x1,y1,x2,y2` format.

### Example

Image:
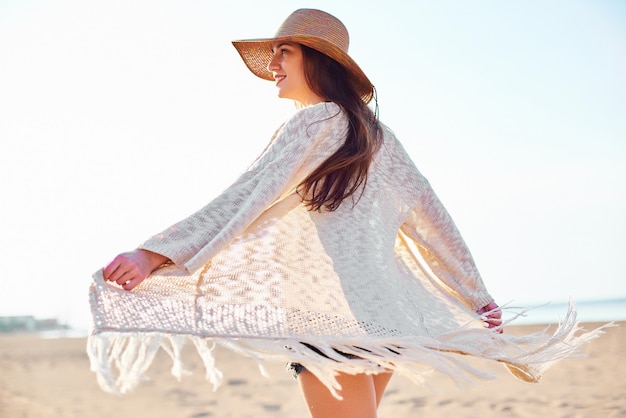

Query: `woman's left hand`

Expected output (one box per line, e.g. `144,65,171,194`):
476,301,503,333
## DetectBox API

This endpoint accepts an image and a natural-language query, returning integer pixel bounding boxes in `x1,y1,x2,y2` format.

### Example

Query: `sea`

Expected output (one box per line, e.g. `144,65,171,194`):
501,297,626,325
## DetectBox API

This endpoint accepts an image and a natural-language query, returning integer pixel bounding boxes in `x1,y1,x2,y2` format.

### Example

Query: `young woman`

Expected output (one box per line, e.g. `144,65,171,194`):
91,9,606,418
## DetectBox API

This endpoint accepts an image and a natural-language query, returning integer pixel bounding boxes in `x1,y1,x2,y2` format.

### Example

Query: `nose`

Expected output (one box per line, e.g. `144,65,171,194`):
267,51,280,73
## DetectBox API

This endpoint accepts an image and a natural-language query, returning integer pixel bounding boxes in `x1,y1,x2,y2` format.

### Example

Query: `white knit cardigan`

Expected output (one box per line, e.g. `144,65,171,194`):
88,102,609,398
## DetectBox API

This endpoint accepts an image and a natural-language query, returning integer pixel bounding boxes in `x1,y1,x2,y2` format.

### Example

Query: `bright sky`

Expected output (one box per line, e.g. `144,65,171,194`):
1,0,624,330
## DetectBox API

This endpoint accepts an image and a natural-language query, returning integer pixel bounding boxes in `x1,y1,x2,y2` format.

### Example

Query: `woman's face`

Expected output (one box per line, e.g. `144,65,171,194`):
267,42,324,106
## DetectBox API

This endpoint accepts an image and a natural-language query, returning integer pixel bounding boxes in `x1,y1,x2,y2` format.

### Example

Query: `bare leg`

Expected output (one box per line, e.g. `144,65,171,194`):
373,372,393,406
297,371,393,418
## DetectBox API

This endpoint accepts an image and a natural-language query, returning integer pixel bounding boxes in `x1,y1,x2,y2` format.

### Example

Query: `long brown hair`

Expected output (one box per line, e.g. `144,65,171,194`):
299,44,381,212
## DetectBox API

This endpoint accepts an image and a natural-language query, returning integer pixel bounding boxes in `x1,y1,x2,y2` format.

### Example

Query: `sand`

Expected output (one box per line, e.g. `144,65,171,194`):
0,322,623,418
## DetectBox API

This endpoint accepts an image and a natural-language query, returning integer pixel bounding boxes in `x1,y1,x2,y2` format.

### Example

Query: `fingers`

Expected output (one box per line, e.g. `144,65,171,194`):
485,308,502,321
481,312,503,333
103,256,121,282
113,269,135,286
103,256,126,284
121,276,145,291
484,316,503,333
104,257,130,284
112,268,146,291
477,301,504,334
102,252,148,291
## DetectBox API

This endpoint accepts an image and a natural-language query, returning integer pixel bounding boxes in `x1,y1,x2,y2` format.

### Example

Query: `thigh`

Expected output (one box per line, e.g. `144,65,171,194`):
373,372,393,406
297,371,380,418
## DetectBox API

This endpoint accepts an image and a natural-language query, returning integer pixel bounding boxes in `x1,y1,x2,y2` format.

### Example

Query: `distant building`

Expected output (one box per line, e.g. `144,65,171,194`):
0,316,69,333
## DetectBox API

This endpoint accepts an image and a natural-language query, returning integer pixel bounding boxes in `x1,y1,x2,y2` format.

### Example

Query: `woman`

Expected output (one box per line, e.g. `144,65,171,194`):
91,9,606,418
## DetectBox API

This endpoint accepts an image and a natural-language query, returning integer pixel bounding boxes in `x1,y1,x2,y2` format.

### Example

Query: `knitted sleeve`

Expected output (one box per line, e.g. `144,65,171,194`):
139,103,345,273
398,157,493,311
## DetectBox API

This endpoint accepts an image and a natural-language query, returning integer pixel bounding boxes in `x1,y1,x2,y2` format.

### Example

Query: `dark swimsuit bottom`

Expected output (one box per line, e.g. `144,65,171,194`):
286,342,400,378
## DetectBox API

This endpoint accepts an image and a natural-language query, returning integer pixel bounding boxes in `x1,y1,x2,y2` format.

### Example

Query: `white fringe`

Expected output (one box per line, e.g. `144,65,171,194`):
87,304,615,400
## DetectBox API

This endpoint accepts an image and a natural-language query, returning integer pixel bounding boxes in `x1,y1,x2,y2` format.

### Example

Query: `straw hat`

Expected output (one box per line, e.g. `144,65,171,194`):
232,9,374,104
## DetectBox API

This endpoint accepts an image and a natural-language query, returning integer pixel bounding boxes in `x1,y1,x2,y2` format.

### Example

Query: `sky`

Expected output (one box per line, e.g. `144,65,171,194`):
0,0,624,330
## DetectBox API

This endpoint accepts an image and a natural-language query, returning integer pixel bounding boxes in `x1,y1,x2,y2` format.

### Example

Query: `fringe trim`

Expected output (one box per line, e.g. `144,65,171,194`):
87,302,615,400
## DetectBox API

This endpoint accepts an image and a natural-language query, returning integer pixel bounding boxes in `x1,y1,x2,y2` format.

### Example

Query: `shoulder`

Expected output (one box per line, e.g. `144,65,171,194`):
378,122,406,155
379,122,421,163
376,121,431,190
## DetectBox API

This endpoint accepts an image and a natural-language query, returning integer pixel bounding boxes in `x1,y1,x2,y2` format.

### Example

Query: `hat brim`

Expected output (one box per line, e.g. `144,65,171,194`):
232,37,374,104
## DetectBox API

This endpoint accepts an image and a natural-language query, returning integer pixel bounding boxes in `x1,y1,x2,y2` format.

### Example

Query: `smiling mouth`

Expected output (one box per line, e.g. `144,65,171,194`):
275,75,286,85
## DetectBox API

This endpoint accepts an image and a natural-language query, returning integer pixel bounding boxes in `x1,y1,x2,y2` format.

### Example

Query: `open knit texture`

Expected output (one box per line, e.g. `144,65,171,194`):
88,102,611,399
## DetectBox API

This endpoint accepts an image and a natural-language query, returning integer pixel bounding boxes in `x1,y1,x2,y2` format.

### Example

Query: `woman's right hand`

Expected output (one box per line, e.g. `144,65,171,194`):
103,249,169,291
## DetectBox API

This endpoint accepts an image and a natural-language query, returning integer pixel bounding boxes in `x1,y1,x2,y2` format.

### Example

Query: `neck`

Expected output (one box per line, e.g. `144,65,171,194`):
295,93,327,108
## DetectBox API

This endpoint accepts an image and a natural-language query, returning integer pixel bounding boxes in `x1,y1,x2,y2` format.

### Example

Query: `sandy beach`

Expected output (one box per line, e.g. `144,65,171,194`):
0,322,623,418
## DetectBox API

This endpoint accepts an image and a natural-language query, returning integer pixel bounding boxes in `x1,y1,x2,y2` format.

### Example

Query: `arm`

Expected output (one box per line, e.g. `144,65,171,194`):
380,131,502,329
400,176,494,312
401,187,502,331
134,104,345,274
